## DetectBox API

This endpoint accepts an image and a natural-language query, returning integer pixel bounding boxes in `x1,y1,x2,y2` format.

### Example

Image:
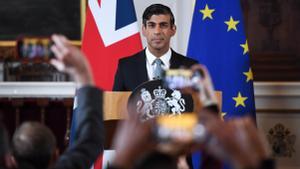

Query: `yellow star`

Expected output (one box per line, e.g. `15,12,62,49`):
240,40,249,55
232,92,248,107
224,16,239,31
199,4,215,20
221,112,227,121
243,68,253,82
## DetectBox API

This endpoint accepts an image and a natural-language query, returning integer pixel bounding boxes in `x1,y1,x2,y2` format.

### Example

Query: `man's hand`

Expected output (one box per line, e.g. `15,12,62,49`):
205,117,271,169
176,64,219,115
50,34,94,87
112,113,154,169
190,64,218,108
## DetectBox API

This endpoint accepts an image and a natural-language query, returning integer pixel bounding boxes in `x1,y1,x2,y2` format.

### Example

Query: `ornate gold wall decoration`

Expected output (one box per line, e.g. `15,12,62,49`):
267,123,296,157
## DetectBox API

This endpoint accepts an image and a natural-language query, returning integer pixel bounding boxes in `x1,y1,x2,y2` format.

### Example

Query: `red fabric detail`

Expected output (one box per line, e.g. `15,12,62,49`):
93,153,103,169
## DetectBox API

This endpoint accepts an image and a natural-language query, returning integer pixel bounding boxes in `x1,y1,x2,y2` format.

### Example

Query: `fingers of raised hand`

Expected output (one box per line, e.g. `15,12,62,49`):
50,59,66,72
51,35,71,59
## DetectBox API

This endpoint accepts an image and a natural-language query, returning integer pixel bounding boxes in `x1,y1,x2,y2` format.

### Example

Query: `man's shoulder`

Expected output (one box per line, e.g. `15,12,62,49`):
118,50,145,64
172,50,198,64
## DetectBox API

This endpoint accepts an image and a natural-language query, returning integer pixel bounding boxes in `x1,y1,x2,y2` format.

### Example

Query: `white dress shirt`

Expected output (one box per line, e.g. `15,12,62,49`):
145,48,171,80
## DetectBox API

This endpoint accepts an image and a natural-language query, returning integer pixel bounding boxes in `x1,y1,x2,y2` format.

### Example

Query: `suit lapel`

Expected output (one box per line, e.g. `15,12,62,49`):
136,49,183,83
170,50,182,68
136,49,149,82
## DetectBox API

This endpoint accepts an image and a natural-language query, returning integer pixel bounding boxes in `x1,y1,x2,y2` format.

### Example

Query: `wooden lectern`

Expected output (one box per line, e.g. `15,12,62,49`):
102,91,221,148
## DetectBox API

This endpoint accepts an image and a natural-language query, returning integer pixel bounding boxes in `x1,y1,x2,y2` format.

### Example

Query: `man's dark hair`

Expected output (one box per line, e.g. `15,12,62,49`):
12,122,56,169
142,4,175,26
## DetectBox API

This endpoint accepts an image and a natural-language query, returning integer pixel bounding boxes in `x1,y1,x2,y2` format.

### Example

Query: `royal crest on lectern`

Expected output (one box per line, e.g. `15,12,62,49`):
136,86,186,121
127,80,193,121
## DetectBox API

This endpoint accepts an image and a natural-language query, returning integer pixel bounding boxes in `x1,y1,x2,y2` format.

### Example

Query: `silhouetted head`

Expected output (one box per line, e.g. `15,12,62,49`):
12,122,56,169
133,151,177,169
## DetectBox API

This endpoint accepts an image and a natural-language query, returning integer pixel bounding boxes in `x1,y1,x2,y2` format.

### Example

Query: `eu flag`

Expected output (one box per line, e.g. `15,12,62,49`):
188,0,255,120
187,0,256,168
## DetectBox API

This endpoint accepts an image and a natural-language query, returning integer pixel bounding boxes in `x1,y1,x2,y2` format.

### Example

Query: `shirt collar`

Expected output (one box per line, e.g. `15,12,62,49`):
145,48,172,66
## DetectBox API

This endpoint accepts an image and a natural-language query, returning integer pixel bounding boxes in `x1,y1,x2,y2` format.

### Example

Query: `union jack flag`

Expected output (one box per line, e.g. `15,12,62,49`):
70,1,142,169
82,0,142,90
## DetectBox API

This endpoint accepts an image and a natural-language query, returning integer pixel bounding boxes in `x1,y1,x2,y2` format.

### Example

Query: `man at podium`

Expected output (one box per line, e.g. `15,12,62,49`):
112,3,222,169
113,4,197,91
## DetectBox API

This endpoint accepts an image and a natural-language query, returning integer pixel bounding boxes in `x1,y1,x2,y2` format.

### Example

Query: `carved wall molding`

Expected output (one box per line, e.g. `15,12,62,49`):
0,82,75,98
1,82,300,112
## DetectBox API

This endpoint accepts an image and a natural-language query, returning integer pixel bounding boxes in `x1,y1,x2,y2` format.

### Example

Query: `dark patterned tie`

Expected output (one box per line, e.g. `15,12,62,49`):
153,58,163,79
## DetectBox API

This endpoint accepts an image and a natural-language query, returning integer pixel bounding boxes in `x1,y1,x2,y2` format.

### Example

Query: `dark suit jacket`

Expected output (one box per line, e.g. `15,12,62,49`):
112,50,222,169
113,49,198,91
52,86,103,169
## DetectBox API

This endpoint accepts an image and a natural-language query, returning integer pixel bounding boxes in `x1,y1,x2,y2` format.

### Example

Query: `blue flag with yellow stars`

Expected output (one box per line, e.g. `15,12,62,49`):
187,0,256,168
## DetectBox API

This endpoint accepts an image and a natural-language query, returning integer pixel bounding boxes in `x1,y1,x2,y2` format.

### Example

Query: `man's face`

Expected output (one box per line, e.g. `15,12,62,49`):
142,14,176,54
